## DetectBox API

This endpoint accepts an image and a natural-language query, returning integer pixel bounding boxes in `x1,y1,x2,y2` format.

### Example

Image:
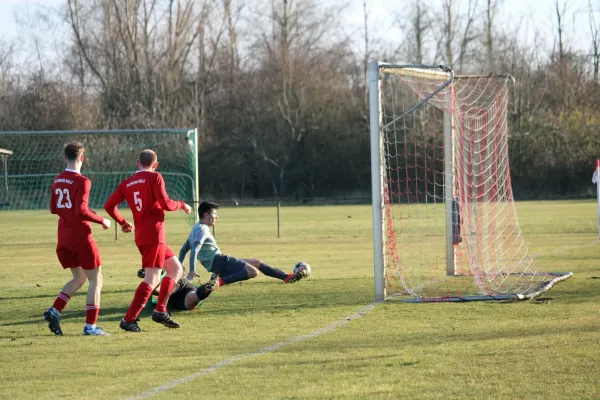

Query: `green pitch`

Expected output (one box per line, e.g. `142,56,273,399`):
0,202,599,399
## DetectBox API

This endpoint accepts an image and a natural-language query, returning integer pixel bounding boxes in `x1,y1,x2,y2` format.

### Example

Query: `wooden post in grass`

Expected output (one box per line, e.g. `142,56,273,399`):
594,159,600,238
277,200,280,238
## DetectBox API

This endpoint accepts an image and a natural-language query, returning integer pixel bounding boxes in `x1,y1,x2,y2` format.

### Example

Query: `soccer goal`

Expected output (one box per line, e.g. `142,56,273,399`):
369,62,572,302
0,129,199,217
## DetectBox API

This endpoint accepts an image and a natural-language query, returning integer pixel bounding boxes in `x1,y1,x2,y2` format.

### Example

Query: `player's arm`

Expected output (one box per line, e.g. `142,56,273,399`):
188,228,208,277
50,184,57,215
104,185,130,231
189,242,203,276
76,179,107,225
151,174,190,213
178,239,190,263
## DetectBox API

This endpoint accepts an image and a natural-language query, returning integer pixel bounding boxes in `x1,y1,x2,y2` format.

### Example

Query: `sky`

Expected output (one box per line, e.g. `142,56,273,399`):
0,0,597,68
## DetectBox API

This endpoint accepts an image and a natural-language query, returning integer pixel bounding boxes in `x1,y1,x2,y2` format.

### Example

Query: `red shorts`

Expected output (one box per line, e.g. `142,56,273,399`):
56,240,102,270
137,243,175,269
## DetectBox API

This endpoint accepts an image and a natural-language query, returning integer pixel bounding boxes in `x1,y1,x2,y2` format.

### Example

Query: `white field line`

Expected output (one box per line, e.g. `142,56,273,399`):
124,302,378,400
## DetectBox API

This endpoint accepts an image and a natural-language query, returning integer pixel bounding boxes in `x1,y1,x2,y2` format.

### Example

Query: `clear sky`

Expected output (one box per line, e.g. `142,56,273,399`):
0,0,596,66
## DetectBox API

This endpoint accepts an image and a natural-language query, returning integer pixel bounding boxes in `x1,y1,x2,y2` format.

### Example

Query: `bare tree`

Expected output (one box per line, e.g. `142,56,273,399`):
484,0,499,72
437,0,481,71
65,0,220,128
246,0,349,196
553,0,568,62
588,0,600,81
363,0,369,97
401,0,431,64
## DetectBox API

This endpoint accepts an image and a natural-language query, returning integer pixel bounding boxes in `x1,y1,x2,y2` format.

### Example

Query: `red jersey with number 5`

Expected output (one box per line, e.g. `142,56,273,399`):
50,170,104,245
104,170,184,246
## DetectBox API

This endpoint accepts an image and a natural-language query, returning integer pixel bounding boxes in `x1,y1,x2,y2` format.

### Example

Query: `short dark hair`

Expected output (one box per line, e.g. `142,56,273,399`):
64,141,84,161
139,149,157,167
198,201,219,219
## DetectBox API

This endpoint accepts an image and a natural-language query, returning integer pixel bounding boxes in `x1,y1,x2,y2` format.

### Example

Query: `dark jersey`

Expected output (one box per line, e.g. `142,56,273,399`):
167,278,197,310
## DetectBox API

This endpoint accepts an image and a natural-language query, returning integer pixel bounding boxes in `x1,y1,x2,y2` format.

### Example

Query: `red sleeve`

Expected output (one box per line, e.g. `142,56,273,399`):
152,173,184,211
50,184,57,215
104,183,127,225
76,179,105,224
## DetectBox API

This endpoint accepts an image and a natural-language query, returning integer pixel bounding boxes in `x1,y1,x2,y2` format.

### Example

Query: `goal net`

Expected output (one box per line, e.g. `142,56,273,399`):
0,129,199,215
369,63,572,302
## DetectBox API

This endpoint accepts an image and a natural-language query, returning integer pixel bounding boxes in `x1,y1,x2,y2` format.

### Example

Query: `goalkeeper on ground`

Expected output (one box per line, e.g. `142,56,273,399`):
178,201,305,303
138,268,204,311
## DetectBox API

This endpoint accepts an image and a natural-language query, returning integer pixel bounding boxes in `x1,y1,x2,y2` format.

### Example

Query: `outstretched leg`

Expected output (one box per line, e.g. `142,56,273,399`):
244,258,301,283
243,259,289,280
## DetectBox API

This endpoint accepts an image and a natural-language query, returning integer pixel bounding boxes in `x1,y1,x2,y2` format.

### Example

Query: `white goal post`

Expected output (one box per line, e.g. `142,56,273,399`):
369,61,572,302
0,148,13,206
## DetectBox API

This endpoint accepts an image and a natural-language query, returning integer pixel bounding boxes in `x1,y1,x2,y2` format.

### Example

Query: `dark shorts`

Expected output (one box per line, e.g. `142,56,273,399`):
211,254,247,277
56,240,101,270
168,278,196,311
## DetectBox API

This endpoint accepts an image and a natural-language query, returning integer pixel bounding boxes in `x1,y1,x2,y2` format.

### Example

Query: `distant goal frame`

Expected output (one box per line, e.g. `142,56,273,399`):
0,148,13,206
0,129,200,221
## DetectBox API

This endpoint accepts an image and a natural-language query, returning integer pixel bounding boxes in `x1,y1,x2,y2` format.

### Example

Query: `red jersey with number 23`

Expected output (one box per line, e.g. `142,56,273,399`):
51,170,104,245
104,170,184,246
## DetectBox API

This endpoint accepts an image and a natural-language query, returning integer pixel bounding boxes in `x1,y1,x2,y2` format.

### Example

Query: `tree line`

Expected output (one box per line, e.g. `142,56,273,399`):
0,0,598,200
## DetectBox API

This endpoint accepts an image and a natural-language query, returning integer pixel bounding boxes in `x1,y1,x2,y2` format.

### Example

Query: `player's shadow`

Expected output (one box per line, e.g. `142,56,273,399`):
0,306,139,327
0,288,135,302
185,291,371,316
0,293,59,301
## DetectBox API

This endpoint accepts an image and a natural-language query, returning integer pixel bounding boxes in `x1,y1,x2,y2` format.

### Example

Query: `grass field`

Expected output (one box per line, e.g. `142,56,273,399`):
1,201,599,399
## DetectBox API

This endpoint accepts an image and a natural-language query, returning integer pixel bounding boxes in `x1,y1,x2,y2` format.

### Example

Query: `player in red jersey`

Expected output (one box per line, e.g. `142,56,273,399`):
44,141,112,336
104,149,191,332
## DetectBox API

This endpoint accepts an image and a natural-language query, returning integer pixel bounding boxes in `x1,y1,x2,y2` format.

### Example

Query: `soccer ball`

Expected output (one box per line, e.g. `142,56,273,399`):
294,262,311,278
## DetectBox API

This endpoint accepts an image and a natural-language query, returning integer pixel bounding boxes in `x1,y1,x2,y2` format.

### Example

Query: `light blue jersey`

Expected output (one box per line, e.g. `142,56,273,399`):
178,223,221,273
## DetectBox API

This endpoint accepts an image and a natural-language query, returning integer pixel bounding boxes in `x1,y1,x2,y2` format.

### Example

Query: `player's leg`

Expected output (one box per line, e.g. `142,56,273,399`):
243,258,295,282
184,290,204,310
150,245,181,328
136,268,161,306
213,255,258,285
244,258,303,283
80,240,108,336
54,246,87,307
156,255,182,312
120,245,164,332
45,246,86,336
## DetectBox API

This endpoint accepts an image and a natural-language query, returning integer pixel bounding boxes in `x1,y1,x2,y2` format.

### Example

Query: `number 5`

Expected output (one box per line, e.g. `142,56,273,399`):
134,191,142,211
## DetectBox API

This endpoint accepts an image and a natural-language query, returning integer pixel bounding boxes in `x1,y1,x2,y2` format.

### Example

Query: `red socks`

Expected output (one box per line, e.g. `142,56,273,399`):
124,282,153,322
52,292,71,312
155,277,176,313
86,304,100,325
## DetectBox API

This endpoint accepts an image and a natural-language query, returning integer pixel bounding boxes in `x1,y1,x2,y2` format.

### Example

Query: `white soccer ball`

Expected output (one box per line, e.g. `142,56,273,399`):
294,261,311,278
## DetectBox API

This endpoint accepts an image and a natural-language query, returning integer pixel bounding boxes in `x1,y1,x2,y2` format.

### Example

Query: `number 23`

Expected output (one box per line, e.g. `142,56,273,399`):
55,188,72,209
134,191,143,211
